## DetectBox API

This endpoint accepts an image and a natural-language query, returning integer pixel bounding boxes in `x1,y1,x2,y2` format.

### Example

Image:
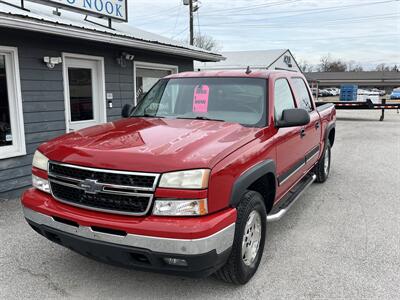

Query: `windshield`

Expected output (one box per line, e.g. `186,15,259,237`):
131,77,267,127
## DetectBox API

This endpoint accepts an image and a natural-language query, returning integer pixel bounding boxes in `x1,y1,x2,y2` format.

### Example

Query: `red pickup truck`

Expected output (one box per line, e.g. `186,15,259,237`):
22,70,336,284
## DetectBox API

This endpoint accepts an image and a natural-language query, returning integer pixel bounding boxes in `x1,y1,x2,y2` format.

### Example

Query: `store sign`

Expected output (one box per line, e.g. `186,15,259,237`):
29,0,128,21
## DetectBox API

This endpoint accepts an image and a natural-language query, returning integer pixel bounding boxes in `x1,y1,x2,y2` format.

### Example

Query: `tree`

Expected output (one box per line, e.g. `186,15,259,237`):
318,55,347,72
348,61,363,72
376,63,390,71
193,34,221,52
298,60,314,72
351,65,364,72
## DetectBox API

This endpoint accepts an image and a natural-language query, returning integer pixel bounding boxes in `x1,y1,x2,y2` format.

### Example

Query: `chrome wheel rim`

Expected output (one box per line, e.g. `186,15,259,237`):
324,147,330,176
242,210,262,266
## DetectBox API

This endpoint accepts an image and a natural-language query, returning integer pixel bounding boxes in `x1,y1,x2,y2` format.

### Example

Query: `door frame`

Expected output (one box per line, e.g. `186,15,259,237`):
0,46,26,159
62,53,106,133
133,61,178,106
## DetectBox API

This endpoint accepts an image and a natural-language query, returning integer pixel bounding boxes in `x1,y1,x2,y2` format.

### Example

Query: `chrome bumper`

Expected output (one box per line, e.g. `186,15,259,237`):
23,207,235,255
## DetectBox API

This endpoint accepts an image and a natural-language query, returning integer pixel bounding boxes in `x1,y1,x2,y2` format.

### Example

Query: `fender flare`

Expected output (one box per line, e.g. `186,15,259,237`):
324,123,336,147
229,159,276,207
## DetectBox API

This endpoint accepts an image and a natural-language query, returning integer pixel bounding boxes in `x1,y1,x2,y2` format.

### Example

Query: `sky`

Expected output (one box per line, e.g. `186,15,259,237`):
128,0,400,69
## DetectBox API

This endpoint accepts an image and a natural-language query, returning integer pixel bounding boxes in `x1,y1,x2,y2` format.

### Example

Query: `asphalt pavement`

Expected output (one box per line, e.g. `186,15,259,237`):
1,109,399,299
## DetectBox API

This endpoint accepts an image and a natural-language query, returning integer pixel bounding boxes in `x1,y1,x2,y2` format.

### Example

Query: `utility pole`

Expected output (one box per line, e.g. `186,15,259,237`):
183,0,199,46
189,0,194,45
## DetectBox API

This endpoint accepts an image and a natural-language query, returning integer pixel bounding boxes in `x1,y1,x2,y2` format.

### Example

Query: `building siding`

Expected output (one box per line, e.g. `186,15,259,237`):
0,28,194,198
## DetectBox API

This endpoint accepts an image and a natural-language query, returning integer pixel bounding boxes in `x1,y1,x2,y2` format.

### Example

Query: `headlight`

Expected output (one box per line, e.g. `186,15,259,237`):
158,169,210,189
32,150,49,171
152,199,208,216
32,174,51,193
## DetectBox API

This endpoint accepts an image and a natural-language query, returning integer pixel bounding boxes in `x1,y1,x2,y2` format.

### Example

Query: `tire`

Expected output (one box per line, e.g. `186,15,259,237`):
215,191,266,285
314,140,331,183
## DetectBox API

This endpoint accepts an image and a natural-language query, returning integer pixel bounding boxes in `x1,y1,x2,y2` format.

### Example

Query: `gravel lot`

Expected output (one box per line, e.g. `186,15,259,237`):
1,109,399,299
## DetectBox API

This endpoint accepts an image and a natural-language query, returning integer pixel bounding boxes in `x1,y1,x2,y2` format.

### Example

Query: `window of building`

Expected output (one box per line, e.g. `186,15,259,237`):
0,46,25,159
274,78,296,121
291,77,314,112
134,62,178,105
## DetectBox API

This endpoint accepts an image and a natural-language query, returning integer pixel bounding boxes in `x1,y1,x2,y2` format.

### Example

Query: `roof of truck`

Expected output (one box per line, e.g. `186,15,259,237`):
167,69,300,79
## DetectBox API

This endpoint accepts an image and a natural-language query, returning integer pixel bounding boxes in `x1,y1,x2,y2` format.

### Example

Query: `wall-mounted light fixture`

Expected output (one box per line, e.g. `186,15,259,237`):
43,56,62,69
116,52,135,68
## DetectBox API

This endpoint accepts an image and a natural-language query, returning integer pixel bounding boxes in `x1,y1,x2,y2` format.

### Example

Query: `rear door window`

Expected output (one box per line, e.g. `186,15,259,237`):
274,78,296,121
291,78,314,112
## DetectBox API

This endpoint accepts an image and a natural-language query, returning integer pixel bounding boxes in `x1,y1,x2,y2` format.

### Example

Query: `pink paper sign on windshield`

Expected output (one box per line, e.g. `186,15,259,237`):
193,85,210,113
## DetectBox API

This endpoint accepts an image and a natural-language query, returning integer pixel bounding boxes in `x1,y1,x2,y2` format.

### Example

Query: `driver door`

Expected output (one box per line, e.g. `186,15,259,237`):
274,78,307,199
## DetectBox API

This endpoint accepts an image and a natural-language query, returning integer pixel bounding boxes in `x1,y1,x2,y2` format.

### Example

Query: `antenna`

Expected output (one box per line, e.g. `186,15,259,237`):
245,66,252,74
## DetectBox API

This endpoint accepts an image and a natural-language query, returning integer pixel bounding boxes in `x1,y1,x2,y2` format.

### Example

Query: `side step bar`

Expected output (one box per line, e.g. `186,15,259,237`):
267,173,316,222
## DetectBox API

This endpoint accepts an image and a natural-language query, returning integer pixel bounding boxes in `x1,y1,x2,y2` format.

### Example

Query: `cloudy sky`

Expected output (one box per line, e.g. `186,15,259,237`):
128,0,399,69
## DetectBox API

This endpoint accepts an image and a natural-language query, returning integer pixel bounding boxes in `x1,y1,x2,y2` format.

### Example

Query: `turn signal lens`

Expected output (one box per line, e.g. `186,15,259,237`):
32,174,51,193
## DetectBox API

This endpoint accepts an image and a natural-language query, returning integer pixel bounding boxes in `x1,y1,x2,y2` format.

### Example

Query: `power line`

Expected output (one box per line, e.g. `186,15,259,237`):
197,13,398,28
219,33,398,43
196,10,201,38
201,0,302,16
202,0,397,18
171,26,189,39
171,3,183,36
132,4,182,24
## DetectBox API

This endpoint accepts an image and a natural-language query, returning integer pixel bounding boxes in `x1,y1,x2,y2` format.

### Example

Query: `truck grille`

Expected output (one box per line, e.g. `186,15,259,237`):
48,162,159,216
49,163,156,189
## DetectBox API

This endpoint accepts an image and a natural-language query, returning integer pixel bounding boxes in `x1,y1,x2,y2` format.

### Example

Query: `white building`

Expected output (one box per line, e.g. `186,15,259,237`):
195,49,301,72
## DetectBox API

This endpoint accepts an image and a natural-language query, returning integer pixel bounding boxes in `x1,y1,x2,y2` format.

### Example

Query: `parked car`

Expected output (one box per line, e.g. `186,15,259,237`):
370,88,386,96
311,87,318,96
21,70,336,285
319,89,331,97
357,89,380,103
390,88,400,99
325,88,339,96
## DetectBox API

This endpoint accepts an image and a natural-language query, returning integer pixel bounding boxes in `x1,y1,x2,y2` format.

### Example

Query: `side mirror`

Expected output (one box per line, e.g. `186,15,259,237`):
121,103,135,118
276,108,310,128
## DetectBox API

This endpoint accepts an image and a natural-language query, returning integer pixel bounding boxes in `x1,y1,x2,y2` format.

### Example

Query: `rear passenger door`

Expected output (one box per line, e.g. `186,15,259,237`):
291,77,321,166
274,78,306,198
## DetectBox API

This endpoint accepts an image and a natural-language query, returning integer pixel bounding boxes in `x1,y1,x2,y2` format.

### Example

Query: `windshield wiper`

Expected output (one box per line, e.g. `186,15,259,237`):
177,116,224,122
132,114,165,118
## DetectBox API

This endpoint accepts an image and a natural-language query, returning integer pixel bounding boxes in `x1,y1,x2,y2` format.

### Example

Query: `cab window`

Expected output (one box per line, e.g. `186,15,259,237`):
274,78,295,121
291,77,314,112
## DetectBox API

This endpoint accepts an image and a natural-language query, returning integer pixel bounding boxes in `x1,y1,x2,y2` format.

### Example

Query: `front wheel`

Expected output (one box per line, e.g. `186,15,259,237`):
314,140,331,183
215,191,266,285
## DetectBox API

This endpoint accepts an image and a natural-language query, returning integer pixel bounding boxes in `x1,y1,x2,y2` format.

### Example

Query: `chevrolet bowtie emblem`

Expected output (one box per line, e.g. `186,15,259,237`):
79,179,103,194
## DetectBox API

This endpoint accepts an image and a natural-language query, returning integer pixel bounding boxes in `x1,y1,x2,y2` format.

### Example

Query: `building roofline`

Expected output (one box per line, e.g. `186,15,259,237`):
0,12,224,62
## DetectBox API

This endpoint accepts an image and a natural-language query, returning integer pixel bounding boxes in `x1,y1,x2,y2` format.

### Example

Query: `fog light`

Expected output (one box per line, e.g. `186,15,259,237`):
163,257,188,266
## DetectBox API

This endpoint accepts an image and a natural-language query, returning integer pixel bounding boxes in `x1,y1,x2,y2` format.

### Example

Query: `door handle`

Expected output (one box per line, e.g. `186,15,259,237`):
300,128,306,138
315,122,320,129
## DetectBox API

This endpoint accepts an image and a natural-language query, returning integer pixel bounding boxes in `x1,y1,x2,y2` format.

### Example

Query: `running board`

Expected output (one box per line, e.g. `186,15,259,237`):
267,173,316,222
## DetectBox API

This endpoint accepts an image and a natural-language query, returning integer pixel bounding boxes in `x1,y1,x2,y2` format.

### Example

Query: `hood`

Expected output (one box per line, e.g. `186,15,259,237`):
39,118,261,173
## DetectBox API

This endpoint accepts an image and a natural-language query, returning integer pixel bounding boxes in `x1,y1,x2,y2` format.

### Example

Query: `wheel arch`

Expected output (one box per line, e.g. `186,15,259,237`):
229,160,276,213
325,123,336,147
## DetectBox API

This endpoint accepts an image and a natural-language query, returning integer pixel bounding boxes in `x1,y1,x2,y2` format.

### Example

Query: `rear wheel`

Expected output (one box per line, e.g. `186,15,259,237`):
314,140,331,183
215,191,266,285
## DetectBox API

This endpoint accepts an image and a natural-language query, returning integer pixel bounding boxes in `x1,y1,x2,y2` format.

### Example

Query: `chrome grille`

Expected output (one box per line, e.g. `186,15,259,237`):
48,162,160,216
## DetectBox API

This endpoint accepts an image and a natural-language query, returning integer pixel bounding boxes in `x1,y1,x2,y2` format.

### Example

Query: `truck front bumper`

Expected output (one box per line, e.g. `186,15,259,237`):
22,189,236,277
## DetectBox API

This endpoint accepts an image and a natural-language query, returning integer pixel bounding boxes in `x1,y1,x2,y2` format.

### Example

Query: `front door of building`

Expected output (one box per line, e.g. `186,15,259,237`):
63,55,106,132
